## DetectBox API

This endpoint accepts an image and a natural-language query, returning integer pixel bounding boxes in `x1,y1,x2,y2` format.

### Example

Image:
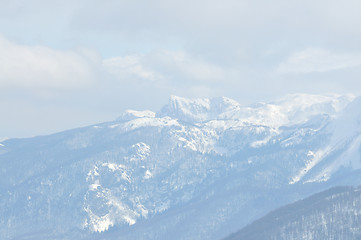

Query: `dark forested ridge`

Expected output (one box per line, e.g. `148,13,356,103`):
224,186,361,240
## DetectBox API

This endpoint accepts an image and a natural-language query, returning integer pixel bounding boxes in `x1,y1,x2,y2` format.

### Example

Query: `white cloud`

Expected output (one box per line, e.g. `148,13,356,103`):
103,55,157,81
277,48,361,74
0,36,100,88
103,50,227,85
151,50,226,82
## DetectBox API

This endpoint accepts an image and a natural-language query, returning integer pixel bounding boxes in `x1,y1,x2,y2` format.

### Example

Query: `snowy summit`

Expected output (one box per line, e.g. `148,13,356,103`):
1,93,361,240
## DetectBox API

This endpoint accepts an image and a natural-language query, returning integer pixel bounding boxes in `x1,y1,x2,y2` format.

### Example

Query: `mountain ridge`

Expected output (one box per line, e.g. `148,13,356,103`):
224,185,361,240
1,93,360,240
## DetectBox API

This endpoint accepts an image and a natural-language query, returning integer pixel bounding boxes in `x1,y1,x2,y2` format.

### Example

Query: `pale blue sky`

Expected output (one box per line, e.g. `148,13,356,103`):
1,0,361,138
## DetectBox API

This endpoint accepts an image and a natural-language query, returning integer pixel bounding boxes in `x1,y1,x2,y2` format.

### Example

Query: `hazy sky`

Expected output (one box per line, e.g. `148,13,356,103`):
1,0,361,138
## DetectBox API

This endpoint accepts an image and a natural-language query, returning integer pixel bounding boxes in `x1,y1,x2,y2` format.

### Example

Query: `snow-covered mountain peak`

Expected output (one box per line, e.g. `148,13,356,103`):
242,93,354,128
117,110,156,121
157,95,241,123
270,93,352,123
155,94,354,129
288,94,359,184
272,93,354,117
2,92,360,240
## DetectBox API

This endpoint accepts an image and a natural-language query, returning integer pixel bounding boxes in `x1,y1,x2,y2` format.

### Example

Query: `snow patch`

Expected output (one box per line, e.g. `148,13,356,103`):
144,170,152,179
308,133,361,183
250,135,273,148
89,180,101,191
290,148,330,184
127,142,151,162
109,123,121,129
83,207,114,232
123,117,180,131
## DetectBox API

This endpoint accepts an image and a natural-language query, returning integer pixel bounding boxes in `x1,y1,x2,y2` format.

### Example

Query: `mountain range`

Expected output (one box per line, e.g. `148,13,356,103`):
1,93,361,240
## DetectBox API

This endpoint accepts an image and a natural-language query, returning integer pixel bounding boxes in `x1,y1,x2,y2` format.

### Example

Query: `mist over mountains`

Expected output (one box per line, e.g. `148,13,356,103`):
1,93,361,240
